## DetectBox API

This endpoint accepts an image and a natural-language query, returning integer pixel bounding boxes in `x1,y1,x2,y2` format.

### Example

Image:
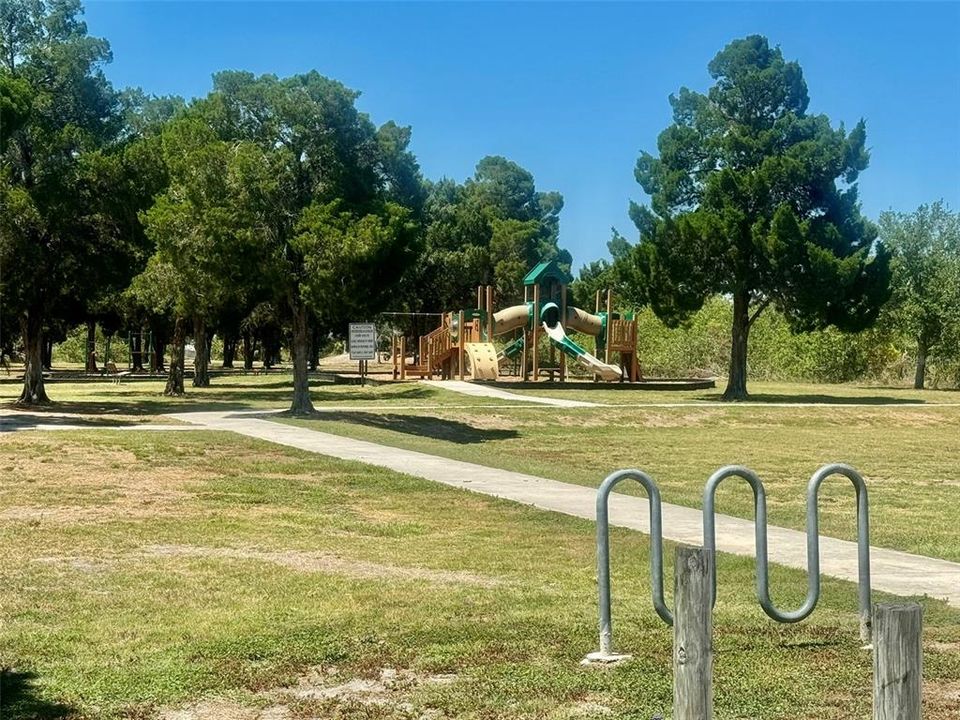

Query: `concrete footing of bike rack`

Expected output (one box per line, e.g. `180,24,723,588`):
580,651,632,666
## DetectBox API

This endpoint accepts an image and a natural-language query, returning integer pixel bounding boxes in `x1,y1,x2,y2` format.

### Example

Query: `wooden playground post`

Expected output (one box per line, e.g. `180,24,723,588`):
391,334,398,380
522,285,530,381
476,285,482,311
486,285,494,342
595,289,601,314
458,310,465,381
532,284,540,381
605,289,613,366
560,284,567,381
399,336,406,380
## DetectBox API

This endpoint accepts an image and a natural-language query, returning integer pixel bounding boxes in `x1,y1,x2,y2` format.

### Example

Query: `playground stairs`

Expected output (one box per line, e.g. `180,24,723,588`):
404,325,455,379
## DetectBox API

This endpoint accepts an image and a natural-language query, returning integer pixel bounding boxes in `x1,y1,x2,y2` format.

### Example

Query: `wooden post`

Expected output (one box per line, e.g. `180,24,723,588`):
399,336,406,380
674,546,713,720
604,289,613,366
458,310,465,381
477,285,482,311
391,334,397,380
595,289,601,314
532,284,540,382
522,285,530,380
560,284,567,381
873,603,922,720
486,285,494,341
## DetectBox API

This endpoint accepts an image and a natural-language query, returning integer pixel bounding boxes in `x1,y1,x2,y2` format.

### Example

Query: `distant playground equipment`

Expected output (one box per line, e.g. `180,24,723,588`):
588,464,923,719
392,259,641,383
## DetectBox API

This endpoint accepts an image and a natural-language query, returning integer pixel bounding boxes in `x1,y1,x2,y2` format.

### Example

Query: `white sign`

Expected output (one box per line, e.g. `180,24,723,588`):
348,323,377,360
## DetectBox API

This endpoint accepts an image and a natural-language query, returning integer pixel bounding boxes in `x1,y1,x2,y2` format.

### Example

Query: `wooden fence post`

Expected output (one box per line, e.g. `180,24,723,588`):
674,546,713,720
873,603,922,720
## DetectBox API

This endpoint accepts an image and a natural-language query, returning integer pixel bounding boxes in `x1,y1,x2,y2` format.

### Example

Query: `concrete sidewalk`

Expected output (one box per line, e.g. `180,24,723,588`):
167,410,960,609
428,380,600,407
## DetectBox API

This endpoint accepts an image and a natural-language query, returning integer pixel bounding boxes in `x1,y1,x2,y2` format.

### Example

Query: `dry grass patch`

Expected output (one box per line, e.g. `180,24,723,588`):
157,666,460,720
142,545,502,587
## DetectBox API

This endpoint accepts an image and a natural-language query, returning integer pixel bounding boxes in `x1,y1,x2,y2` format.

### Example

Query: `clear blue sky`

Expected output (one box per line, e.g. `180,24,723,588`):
84,1,960,270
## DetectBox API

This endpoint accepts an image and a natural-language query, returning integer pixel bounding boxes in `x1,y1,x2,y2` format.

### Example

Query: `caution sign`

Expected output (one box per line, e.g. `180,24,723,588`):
348,323,377,361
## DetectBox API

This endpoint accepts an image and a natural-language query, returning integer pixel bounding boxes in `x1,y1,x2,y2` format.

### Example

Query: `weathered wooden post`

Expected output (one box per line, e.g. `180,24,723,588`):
873,603,922,720
674,546,713,720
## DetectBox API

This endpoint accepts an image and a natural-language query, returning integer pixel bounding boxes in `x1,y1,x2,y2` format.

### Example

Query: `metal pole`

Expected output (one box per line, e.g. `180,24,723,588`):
674,546,713,720
585,469,669,664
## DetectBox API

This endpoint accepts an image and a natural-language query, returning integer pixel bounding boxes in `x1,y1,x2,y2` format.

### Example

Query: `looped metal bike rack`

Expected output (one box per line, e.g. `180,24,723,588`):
593,469,671,659
590,463,872,661
703,463,872,642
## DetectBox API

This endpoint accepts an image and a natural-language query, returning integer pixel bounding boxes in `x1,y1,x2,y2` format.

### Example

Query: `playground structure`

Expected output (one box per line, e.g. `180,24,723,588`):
392,259,641,383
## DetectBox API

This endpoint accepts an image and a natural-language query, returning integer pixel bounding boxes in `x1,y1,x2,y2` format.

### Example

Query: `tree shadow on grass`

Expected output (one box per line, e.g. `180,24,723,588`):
1,383,439,418
289,411,519,444
0,413,146,432
0,669,74,719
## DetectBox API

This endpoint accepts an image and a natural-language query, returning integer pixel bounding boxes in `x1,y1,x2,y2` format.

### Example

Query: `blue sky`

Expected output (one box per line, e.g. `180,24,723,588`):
84,1,960,270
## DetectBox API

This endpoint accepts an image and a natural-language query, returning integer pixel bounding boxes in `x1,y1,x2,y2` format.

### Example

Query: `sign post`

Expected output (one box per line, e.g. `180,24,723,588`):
348,323,377,385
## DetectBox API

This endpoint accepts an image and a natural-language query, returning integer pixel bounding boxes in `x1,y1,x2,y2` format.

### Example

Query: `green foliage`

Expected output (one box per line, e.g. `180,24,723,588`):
0,0,120,320
294,199,418,327
623,35,891,397
878,201,960,385
631,295,908,384
407,156,571,312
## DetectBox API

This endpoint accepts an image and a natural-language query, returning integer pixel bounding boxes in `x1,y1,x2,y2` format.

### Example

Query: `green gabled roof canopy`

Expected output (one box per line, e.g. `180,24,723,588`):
523,259,573,286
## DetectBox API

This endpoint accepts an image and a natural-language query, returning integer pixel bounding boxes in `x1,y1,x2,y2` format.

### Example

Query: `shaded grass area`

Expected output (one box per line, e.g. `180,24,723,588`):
281,401,960,561
0,374,511,420
3,431,958,719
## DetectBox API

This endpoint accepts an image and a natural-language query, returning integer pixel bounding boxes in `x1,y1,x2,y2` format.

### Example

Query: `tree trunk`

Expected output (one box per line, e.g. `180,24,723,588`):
164,317,186,397
85,320,98,372
222,334,236,368
289,299,314,414
192,317,210,388
914,336,928,390
723,290,751,401
242,331,254,370
17,311,50,405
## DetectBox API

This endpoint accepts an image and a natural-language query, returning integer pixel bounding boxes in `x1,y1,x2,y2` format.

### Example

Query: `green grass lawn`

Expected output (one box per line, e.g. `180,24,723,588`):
0,373,515,421
2,430,958,719
279,398,960,562
505,380,960,405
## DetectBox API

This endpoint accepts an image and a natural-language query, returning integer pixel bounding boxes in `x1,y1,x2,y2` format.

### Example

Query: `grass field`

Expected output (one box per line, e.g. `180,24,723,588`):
0,374,514,421
2,430,958,720
280,399,960,562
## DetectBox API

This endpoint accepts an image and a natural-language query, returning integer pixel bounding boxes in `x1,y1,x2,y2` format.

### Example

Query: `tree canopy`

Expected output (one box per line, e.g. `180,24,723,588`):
623,35,891,398
879,201,960,388
0,0,121,403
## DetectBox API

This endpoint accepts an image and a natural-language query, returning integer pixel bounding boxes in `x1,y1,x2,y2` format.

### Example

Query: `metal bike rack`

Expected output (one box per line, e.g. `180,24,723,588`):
588,463,873,661
703,463,872,643
589,469,670,661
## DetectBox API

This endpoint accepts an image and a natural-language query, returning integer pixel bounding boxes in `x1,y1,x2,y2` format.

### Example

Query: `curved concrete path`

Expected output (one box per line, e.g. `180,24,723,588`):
426,380,600,407
168,409,960,609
